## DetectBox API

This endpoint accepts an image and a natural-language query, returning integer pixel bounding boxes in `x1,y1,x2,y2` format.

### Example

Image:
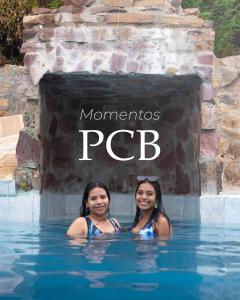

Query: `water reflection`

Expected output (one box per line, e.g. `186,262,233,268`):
1,221,240,300
67,234,117,288
0,223,40,297
134,236,168,274
68,234,113,264
83,271,112,288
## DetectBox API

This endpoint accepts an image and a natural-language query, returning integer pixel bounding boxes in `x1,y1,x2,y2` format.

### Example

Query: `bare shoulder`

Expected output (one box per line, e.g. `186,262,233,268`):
154,215,172,236
72,217,86,226
66,217,87,236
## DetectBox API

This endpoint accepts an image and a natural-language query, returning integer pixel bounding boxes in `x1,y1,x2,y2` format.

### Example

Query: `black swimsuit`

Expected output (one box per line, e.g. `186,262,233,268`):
85,216,120,236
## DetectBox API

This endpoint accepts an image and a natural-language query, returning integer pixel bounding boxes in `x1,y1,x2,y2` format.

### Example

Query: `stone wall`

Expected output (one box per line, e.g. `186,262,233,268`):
214,55,240,194
0,64,39,119
3,55,238,195
0,64,40,190
0,115,24,181
2,0,227,195
0,65,26,116
21,2,215,87
39,73,201,195
16,0,217,195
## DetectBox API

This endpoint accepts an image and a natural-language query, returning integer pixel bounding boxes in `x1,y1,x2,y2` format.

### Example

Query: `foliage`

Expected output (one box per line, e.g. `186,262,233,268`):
0,0,239,64
0,0,63,65
37,0,63,8
182,0,240,57
0,0,38,64
46,0,62,9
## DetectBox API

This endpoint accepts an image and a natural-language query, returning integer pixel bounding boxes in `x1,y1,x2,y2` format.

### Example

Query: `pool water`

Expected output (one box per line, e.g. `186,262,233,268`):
1,221,240,299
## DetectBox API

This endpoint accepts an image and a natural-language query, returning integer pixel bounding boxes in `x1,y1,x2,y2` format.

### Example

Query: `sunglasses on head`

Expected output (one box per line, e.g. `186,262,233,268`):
137,176,160,184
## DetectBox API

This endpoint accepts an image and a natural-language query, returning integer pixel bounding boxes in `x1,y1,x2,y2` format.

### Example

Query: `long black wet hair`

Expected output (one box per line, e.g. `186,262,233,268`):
79,181,111,217
131,179,170,228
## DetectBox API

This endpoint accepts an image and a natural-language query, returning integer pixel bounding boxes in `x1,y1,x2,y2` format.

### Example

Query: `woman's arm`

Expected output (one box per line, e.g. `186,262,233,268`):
154,215,173,237
66,217,87,236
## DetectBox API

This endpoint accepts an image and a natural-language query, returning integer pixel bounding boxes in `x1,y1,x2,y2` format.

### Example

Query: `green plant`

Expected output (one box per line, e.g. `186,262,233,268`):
0,0,38,64
0,0,63,64
47,0,62,9
182,0,240,57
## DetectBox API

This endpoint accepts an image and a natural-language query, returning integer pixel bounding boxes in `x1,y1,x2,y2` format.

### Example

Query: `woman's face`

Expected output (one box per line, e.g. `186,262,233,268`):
136,182,156,211
86,187,109,217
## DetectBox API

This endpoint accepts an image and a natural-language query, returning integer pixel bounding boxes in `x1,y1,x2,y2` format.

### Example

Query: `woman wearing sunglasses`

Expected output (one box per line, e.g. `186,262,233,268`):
131,176,172,237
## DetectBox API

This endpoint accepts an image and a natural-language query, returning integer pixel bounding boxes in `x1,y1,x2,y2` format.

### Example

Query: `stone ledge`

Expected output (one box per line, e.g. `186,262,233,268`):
91,6,127,14
64,0,94,6
0,134,21,180
0,193,40,222
154,14,204,27
134,0,166,6
32,7,52,15
1,194,239,224
105,12,154,23
104,0,134,7
183,8,200,16
53,5,83,14
105,13,204,27
23,14,53,29
0,115,23,138
23,11,205,28
0,180,16,196
200,195,240,224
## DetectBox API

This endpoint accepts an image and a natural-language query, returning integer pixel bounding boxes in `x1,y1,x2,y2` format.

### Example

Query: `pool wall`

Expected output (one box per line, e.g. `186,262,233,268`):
0,193,240,224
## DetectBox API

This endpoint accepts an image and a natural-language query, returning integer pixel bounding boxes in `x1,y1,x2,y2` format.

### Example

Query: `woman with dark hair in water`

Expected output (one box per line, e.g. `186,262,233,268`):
67,181,121,236
131,176,172,237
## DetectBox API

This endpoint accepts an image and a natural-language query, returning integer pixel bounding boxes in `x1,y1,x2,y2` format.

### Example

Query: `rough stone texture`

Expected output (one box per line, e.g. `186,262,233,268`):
0,135,19,180
174,164,190,194
20,20,215,83
183,8,200,16
1,27,239,198
19,1,214,85
16,130,41,168
39,73,201,195
3,0,222,195
0,115,24,180
0,115,24,137
64,0,91,6
22,29,38,41
214,56,239,87
201,102,216,130
200,158,218,194
200,130,218,158
213,55,240,193
54,5,84,14
0,65,38,116
23,14,53,29
134,0,166,6
105,13,154,24
104,0,133,7
32,7,52,15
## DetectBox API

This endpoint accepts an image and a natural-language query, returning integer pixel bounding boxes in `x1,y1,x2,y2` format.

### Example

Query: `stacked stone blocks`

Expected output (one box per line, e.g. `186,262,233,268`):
14,0,219,194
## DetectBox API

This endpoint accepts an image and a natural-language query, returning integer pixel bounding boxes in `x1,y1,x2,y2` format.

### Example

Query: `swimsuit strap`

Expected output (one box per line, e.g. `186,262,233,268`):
85,216,102,236
85,215,91,230
144,218,155,228
108,217,120,231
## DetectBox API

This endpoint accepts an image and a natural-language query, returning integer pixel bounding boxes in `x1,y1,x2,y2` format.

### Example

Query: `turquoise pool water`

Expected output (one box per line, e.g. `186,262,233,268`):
1,221,240,299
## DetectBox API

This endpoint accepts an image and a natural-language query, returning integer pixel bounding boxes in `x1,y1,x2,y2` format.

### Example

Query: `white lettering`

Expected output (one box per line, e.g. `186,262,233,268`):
78,130,104,160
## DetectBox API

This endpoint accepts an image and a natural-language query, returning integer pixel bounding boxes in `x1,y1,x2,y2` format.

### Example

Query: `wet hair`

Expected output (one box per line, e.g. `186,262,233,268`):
131,179,171,228
79,181,111,217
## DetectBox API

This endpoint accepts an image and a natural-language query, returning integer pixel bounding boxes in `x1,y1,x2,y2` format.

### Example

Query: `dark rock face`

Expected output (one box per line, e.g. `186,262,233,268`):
39,73,201,194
